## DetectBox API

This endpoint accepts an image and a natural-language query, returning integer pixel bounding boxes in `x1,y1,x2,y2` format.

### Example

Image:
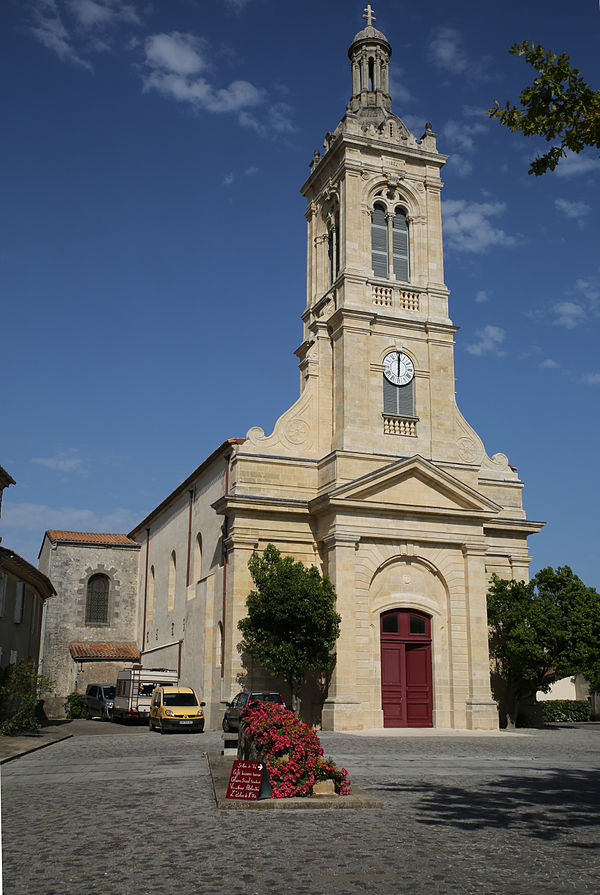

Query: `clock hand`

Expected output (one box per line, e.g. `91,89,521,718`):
397,353,400,380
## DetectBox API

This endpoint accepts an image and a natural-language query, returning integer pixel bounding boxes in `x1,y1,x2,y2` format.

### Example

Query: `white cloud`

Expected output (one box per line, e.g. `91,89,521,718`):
466,325,506,356
428,27,469,74
442,119,488,154
556,151,600,178
144,32,207,77
540,359,559,369
573,277,600,309
27,0,92,70
443,200,516,254
583,373,600,385
1,502,138,535
388,70,414,107
554,198,591,225
31,450,87,474
141,31,294,135
223,172,235,186
26,0,142,67
67,0,140,30
445,154,472,178
475,290,489,303
225,0,252,10
553,301,586,329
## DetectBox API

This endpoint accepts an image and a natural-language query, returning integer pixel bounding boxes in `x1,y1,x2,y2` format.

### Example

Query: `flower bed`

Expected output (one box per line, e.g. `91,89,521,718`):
240,702,351,798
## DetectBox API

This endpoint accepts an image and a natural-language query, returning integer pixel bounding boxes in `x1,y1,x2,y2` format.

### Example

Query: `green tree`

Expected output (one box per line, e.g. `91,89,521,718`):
238,544,341,707
0,661,52,736
489,41,600,175
487,567,600,728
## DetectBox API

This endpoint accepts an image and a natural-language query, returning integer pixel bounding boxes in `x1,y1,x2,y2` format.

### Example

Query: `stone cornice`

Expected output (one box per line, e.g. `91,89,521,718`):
483,518,545,535
301,133,447,196
212,494,310,516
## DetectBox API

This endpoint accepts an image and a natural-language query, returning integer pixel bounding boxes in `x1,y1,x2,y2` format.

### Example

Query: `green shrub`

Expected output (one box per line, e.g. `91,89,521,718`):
541,699,591,723
64,691,86,719
0,661,51,736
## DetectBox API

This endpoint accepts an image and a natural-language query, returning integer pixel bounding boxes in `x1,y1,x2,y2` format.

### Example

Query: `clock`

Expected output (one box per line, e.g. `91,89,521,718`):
383,351,414,386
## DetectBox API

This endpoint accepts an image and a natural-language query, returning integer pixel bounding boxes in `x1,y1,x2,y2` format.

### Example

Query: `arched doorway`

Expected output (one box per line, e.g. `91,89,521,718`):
380,609,432,727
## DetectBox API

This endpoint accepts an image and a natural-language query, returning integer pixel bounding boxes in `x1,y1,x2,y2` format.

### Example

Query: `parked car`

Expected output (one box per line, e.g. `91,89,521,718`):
149,686,205,734
222,691,285,731
84,684,115,721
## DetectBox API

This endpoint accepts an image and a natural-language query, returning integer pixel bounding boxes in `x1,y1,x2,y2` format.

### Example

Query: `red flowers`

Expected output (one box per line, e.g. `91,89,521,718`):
240,702,351,798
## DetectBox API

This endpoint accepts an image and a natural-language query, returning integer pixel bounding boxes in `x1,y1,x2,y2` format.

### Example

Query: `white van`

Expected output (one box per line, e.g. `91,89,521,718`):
113,667,178,723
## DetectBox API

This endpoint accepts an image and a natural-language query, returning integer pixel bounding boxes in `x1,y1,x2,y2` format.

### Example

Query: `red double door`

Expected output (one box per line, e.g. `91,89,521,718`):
380,609,432,727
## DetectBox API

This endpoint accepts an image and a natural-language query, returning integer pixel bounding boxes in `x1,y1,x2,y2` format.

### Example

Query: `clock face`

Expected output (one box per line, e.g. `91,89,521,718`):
383,351,414,386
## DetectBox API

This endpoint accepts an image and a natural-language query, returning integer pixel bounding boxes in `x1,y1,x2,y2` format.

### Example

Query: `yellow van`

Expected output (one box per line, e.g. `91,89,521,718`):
149,686,205,734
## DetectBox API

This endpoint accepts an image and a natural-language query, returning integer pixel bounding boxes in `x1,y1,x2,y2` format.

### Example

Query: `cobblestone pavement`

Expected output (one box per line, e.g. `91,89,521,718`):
2,725,599,895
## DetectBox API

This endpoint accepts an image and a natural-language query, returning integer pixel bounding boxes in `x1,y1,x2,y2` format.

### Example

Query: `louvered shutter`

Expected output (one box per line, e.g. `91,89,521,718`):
371,206,388,278
383,376,414,416
393,211,409,282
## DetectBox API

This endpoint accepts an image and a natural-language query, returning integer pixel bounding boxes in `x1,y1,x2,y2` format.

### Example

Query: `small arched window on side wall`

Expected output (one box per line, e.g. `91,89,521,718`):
194,533,203,583
393,208,409,282
86,574,109,625
168,551,176,611
371,203,388,278
327,208,340,286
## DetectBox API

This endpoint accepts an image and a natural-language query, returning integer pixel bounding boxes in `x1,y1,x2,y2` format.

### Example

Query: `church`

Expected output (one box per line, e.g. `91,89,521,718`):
38,7,543,730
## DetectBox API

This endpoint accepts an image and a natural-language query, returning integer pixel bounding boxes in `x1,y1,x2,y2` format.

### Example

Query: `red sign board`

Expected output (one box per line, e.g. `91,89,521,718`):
226,759,267,801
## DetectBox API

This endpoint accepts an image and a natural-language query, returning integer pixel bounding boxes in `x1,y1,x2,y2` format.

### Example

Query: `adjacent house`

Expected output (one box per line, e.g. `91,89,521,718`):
0,466,55,672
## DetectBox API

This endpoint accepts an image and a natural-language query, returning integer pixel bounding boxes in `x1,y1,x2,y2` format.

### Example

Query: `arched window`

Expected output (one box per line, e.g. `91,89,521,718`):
327,208,340,286
194,533,203,583
371,203,388,277
168,551,176,611
86,574,109,625
393,208,409,281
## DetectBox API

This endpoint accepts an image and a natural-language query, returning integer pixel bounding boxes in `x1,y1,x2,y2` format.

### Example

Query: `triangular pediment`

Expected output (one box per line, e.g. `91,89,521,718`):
322,455,501,516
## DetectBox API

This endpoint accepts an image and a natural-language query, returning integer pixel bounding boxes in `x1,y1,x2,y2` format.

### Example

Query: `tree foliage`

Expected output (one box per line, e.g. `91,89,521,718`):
0,661,51,736
238,544,341,705
487,567,600,727
489,41,600,175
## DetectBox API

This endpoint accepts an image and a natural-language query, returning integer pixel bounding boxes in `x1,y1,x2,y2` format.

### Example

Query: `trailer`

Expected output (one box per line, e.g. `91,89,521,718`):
113,666,178,723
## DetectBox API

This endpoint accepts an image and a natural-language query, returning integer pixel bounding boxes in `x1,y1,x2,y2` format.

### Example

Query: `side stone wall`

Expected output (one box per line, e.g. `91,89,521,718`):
38,541,140,717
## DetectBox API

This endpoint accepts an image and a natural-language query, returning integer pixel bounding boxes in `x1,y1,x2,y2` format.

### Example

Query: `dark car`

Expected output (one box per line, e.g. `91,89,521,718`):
222,691,285,731
84,684,115,721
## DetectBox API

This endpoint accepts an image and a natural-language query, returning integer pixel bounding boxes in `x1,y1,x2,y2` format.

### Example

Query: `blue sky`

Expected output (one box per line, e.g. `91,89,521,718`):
1,0,599,589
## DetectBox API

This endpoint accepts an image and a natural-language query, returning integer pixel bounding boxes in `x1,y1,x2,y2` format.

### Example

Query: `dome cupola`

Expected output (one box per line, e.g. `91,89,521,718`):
348,5,392,115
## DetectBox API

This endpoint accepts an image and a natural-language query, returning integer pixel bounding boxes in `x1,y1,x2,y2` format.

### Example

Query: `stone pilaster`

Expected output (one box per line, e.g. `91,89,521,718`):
321,532,362,730
462,542,499,730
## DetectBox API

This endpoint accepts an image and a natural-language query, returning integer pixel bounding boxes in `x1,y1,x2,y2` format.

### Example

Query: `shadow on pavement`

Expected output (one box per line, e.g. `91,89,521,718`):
372,767,600,841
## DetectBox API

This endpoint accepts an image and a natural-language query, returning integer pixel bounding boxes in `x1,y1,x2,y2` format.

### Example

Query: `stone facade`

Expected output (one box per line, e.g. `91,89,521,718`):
38,532,140,716
38,11,543,731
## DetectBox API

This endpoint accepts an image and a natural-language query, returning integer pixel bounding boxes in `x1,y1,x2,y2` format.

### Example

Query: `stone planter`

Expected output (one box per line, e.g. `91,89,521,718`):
311,779,337,797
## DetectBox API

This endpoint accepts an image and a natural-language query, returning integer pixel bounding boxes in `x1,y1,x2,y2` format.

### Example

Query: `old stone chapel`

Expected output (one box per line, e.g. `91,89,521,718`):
38,8,542,729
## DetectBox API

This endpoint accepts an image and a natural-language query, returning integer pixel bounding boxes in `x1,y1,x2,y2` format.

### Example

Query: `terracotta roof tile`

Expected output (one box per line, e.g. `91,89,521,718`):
46,530,139,547
69,643,141,661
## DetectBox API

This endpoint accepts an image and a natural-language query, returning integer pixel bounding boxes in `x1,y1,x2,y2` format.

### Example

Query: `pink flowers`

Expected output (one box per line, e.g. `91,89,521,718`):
240,702,351,798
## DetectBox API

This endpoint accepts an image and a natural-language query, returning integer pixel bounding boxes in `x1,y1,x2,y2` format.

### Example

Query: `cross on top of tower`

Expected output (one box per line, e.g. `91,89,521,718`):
363,4,376,26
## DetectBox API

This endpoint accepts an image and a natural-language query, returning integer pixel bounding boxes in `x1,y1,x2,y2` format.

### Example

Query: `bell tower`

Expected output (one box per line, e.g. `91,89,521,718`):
298,5,456,462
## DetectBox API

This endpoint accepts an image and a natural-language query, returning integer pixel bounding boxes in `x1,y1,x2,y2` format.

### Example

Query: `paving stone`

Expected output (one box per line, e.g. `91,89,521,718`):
1,726,598,894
